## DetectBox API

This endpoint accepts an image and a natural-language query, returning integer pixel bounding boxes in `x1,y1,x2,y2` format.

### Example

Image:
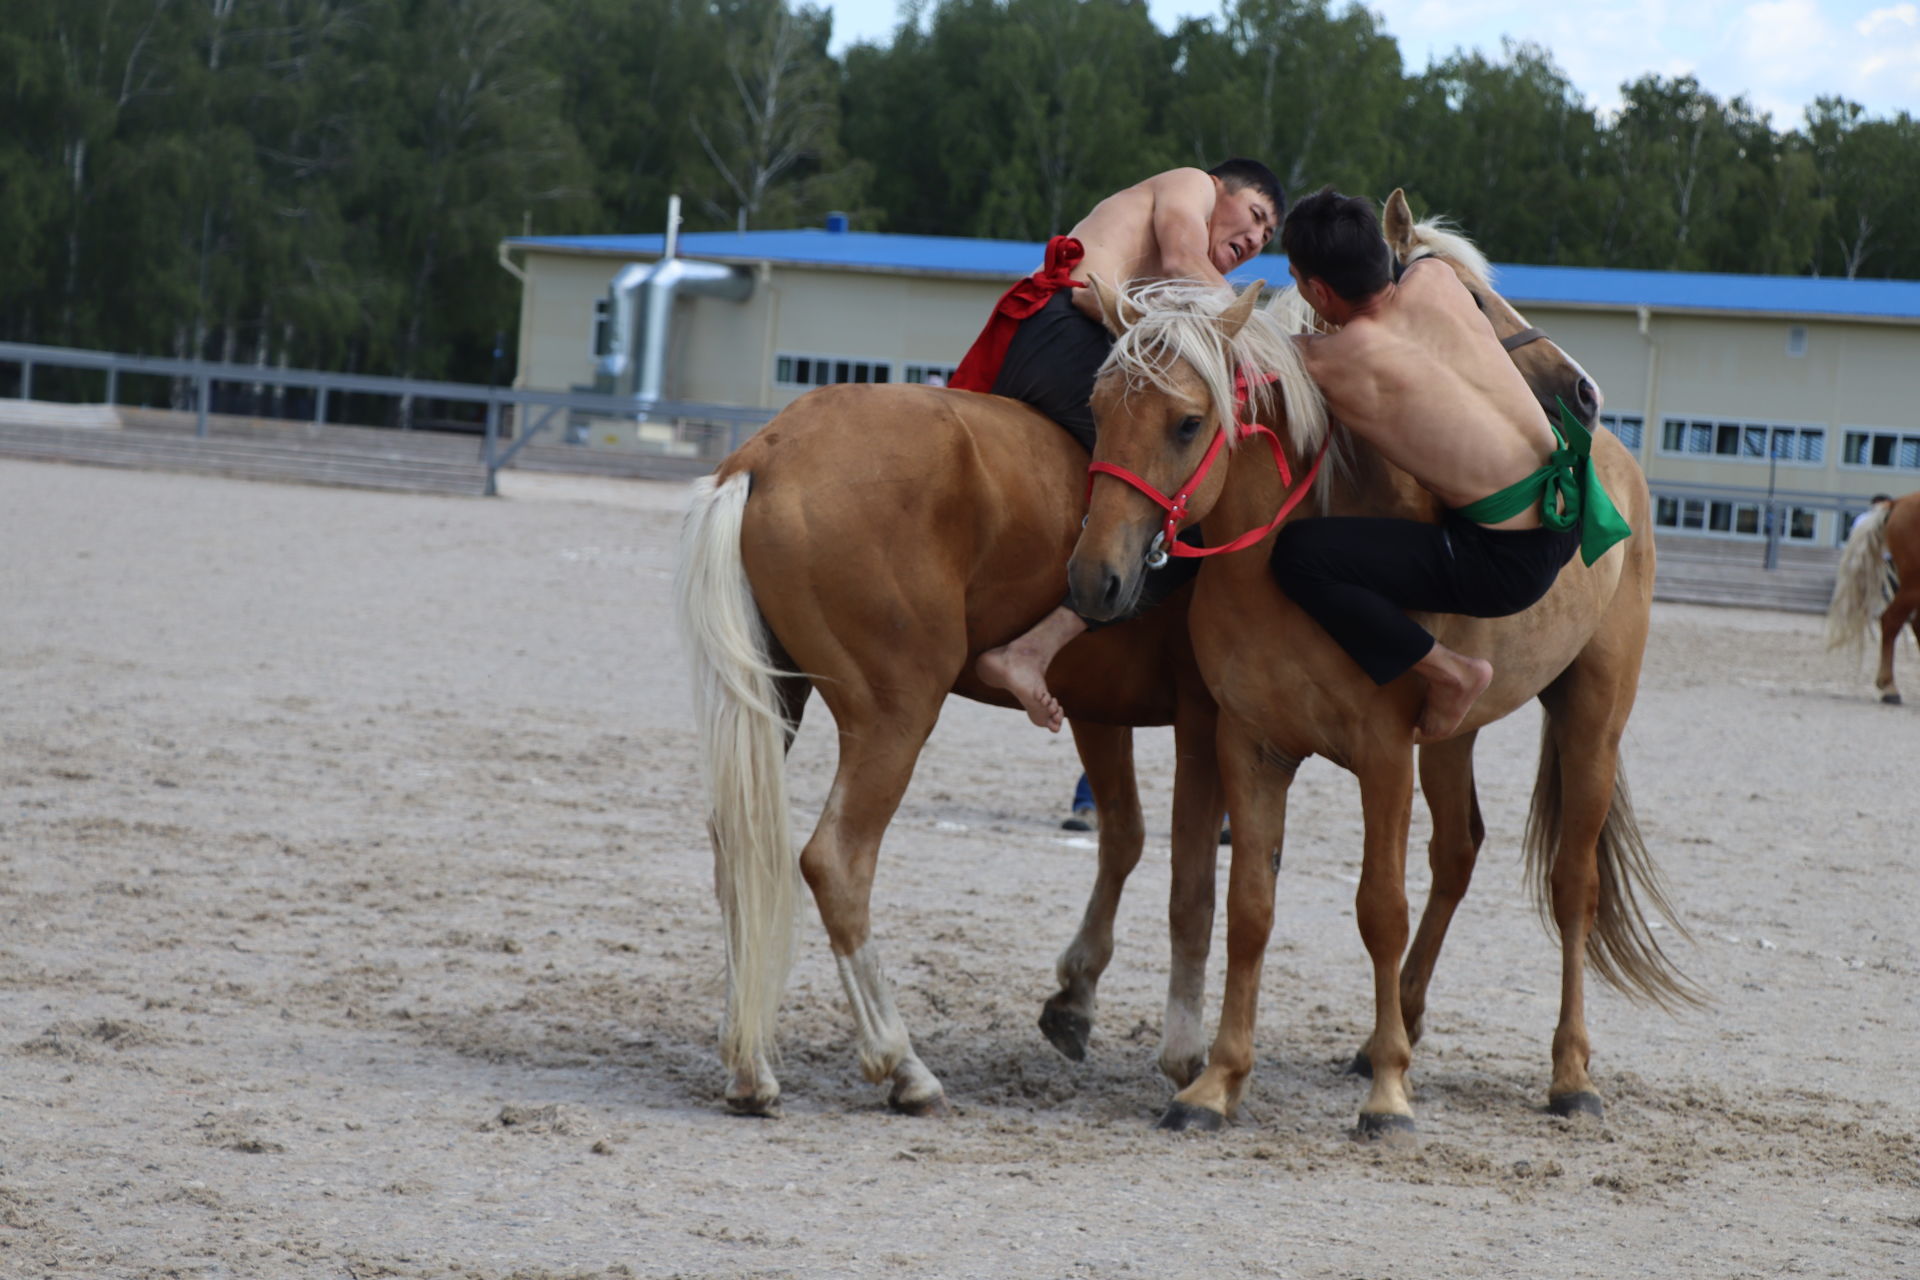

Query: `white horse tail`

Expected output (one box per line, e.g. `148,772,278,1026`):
675,471,799,1075
1828,505,1890,655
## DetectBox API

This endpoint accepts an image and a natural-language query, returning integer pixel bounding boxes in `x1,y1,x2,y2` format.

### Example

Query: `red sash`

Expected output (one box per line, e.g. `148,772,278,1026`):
948,236,1089,393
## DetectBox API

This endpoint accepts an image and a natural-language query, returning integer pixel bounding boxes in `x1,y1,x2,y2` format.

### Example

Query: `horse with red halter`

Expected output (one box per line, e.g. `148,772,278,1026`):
673,195,1613,1119
1827,492,1920,703
1069,193,1697,1135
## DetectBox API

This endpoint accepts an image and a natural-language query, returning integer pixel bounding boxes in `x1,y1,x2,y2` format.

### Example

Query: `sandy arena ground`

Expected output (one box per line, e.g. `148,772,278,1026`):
3,458,1916,1279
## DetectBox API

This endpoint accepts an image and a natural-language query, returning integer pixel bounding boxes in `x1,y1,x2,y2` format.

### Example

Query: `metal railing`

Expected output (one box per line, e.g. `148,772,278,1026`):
0,341,775,494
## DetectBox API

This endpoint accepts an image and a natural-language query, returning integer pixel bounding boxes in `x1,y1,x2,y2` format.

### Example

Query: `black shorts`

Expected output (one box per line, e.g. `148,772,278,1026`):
1270,511,1580,684
991,290,1111,453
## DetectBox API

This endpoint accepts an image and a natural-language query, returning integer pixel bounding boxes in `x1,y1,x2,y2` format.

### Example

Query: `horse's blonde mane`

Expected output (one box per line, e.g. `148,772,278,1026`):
1404,215,1495,291
1098,279,1327,461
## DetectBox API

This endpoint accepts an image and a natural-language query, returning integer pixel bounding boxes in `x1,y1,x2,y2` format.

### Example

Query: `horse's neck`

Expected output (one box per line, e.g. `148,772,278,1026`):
1213,421,1437,539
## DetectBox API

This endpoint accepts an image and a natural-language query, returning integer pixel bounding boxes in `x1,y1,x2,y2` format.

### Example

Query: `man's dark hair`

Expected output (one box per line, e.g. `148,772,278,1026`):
1207,158,1286,225
1281,185,1392,301
1872,493,1893,503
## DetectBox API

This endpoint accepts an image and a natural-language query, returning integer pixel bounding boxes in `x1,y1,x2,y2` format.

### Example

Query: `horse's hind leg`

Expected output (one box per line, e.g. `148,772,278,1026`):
800,690,951,1115
1533,667,1637,1120
1350,732,1483,1077
1041,720,1144,1062
1876,586,1918,703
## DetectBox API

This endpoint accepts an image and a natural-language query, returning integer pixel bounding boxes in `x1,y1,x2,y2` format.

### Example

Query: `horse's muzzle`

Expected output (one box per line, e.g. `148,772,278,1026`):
1067,555,1145,625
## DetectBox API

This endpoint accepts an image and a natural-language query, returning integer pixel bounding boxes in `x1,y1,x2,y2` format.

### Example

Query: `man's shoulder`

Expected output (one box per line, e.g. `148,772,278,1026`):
1137,167,1213,197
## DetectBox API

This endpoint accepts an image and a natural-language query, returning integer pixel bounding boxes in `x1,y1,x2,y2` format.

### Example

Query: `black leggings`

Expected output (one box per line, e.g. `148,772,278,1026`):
991,289,1202,627
1270,512,1579,684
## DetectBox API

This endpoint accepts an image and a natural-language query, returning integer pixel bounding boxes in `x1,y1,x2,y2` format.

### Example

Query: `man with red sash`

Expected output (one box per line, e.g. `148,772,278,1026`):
966,159,1285,731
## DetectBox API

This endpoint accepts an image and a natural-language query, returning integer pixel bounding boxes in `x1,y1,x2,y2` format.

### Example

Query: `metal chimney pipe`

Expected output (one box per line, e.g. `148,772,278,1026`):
664,194,681,261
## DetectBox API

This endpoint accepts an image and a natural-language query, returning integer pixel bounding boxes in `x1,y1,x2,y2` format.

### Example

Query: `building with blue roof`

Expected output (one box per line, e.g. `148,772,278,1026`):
499,221,1920,547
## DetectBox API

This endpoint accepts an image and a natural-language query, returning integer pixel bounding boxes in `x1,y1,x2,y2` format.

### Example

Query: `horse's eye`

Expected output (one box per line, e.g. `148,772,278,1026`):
1176,415,1203,444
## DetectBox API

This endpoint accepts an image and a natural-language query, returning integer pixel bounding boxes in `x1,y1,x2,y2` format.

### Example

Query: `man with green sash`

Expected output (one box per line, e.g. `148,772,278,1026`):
1272,187,1630,741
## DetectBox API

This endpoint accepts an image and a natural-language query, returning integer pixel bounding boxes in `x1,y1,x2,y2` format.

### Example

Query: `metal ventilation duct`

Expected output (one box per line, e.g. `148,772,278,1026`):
595,196,754,408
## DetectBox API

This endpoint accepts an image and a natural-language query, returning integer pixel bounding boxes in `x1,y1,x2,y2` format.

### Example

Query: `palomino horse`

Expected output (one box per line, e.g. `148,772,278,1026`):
1827,492,1919,703
675,202,1605,1118
1071,198,1697,1135
678,387,1232,1115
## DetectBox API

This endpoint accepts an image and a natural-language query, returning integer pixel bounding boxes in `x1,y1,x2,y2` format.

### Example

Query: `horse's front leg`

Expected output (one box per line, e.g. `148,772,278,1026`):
1157,716,1295,1131
1353,746,1418,1137
1160,691,1224,1087
1040,720,1144,1062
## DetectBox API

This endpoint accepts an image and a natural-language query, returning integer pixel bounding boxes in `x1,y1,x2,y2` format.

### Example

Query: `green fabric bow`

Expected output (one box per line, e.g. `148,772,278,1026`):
1452,397,1632,567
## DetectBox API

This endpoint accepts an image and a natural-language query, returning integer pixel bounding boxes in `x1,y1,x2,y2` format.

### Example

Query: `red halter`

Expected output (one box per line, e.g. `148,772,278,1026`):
1084,367,1329,562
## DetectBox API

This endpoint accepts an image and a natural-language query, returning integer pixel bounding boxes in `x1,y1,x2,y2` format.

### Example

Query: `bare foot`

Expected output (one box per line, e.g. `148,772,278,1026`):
1412,648,1493,743
976,642,1064,732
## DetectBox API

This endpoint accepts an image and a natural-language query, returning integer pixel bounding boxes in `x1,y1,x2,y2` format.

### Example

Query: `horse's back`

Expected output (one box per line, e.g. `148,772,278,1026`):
716,384,1102,689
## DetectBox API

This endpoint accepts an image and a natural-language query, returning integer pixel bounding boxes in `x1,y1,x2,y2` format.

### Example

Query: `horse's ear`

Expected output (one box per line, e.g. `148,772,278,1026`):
1217,279,1263,340
1382,188,1415,261
1087,273,1139,336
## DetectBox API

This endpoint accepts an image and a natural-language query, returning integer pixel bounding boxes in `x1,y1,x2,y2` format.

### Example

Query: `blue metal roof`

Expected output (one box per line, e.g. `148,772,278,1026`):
505,229,1920,322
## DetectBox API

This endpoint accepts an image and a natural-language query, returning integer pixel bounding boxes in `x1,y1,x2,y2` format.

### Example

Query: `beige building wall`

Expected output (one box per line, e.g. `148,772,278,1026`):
507,244,1920,541
508,249,1008,410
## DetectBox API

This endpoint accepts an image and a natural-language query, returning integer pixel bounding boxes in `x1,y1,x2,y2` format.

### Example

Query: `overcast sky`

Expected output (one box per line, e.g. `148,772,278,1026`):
822,0,1920,126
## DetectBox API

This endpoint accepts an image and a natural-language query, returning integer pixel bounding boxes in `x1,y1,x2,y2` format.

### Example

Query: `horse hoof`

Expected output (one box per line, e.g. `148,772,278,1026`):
1549,1090,1604,1120
1157,1100,1226,1132
725,1093,781,1118
1344,1050,1373,1078
1353,1112,1416,1140
888,1089,951,1118
1038,1004,1091,1062
1880,692,1903,705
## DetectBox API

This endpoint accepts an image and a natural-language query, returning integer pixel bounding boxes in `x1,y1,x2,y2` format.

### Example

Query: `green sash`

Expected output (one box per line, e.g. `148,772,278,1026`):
1452,398,1632,567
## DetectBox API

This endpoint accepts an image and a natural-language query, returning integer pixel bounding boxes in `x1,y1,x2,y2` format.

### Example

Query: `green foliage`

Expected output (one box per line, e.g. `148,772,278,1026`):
5,0,1919,385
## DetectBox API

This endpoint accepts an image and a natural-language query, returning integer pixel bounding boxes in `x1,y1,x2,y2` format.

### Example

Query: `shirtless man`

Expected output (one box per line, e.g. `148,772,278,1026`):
962,159,1285,730
1271,186,1624,741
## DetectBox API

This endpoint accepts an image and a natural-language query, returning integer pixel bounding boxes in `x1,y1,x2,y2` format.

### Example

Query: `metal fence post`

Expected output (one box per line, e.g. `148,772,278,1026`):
196,374,210,437
483,399,501,496
105,367,117,406
316,385,329,426
20,361,30,400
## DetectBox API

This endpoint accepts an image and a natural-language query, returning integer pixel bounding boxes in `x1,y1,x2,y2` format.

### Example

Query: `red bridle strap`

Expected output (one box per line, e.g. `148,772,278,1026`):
1084,368,1328,559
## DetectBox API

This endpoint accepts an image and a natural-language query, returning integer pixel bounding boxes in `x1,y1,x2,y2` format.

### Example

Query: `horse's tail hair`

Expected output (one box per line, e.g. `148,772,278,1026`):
675,471,799,1074
1827,505,1890,655
1524,723,1706,1012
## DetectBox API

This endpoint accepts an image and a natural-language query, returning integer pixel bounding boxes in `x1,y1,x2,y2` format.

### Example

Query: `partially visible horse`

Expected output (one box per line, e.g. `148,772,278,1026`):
1069,193,1697,1135
1827,493,1920,703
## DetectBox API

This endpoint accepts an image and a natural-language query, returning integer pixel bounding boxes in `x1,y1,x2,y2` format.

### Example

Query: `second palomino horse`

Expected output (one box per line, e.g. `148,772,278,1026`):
1070,194,1698,1135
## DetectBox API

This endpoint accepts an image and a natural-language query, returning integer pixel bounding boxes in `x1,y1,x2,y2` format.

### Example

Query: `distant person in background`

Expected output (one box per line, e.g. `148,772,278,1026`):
1851,493,1893,539
1060,772,1230,844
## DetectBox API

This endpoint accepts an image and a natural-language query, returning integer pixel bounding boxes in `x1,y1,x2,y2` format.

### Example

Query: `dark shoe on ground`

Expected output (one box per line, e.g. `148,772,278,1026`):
1061,806,1096,832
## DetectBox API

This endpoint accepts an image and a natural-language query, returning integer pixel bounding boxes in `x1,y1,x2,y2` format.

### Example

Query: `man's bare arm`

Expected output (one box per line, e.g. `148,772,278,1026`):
1148,169,1230,287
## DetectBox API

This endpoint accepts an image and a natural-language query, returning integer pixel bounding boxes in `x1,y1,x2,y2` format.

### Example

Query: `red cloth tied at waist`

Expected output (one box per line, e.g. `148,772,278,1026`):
947,235,1089,393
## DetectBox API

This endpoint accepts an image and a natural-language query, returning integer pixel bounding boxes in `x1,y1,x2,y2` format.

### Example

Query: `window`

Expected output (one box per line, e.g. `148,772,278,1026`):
1653,498,1820,542
774,353,891,388
1600,413,1643,450
1786,325,1808,357
1841,429,1920,472
903,363,956,387
1659,417,1825,466
593,298,612,356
